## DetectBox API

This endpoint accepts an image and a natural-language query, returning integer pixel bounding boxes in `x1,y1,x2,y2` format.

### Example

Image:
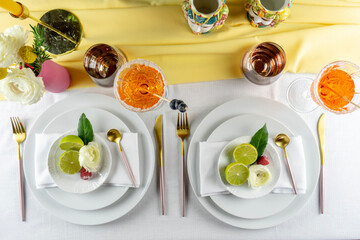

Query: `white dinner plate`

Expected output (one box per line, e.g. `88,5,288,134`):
23,94,155,225
48,132,112,194
43,107,129,211
210,114,294,219
187,96,320,229
218,136,281,199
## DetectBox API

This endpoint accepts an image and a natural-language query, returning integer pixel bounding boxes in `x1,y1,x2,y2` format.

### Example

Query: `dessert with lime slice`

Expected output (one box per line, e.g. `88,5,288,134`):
56,113,102,178
223,124,272,188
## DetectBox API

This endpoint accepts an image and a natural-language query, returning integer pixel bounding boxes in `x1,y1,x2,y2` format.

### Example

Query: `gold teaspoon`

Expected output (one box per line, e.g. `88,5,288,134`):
274,133,297,194
107,129,136,187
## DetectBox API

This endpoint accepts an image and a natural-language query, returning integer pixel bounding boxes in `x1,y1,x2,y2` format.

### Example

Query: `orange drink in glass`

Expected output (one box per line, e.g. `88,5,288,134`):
311,61,360,114
113,59,167,112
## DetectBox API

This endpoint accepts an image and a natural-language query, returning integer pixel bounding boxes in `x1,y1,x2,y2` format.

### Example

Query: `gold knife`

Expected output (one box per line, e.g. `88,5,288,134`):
318,113,325,214
154,115,165,215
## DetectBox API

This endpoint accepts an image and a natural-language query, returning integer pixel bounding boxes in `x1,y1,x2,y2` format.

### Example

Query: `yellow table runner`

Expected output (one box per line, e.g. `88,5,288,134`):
1,0,360,89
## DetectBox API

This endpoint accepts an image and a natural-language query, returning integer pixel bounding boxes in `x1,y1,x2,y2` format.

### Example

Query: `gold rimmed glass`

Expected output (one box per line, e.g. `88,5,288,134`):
113,59,167,112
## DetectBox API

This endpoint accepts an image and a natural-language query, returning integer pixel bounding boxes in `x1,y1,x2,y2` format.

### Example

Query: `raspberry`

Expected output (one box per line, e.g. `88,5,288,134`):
80,167,93,180
257,156,270,166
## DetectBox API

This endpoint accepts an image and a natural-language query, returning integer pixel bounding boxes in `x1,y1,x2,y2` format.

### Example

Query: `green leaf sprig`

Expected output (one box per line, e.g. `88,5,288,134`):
28,24,51,76
249,124,268,159
77,113,94,145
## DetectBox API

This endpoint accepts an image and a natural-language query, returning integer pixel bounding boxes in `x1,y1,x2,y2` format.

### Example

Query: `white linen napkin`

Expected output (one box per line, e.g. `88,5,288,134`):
35,132,140,189
199,136,307,197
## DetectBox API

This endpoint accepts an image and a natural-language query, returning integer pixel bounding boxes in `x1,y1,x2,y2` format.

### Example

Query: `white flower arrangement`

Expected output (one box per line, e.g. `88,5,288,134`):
0,68,44,105
0,25,28,68
0,25,45,105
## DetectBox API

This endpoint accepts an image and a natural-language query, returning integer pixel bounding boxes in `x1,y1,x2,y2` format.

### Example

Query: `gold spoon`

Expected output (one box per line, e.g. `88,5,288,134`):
107,129,136,187
274,133,297,194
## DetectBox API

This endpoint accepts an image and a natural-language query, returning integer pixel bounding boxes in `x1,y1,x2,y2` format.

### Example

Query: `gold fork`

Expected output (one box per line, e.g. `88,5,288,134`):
176,112,190,217
10,117,26,221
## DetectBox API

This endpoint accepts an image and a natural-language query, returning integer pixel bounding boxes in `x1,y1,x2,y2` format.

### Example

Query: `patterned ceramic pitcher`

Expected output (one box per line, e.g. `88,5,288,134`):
245,0,293,28
182,0,229,35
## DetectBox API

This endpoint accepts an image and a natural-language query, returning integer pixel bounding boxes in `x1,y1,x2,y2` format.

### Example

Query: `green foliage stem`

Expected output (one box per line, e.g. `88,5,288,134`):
28,25,51,76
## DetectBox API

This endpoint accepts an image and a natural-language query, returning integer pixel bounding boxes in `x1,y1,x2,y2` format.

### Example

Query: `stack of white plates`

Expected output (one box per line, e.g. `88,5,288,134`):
187,96,320,229
23,94,155,225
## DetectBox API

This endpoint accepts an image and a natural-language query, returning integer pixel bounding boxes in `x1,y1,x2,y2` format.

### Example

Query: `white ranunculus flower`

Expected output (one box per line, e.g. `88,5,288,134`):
79,142,103,173
0,68,45,105
0,25,28,68
4,25,28,50
0,34,20,68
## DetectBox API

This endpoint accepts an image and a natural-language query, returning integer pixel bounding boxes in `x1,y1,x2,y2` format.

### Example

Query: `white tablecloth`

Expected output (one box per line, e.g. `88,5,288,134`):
1,73,360,239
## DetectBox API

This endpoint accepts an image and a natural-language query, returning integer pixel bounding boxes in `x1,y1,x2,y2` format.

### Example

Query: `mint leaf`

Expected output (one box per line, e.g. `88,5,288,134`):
249,124,268,159
78,113,94,145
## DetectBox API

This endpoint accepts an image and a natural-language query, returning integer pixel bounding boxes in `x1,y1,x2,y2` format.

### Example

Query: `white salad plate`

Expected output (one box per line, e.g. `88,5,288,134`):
23,94,155,225
211,114,293,219
187,96,320,229
48,132,112,194
218,136,281,200
43,107,129,211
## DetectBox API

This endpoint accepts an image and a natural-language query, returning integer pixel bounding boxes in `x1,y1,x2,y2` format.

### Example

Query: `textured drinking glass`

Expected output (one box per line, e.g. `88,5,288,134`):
113,59,167,112
83,44,127,87
241,42,286,85
287,61,360,114
287,78,317,113
311,61,360,114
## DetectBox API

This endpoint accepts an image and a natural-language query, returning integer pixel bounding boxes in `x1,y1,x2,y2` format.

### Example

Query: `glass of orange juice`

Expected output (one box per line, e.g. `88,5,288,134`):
287,61,360,114
113,59,167,112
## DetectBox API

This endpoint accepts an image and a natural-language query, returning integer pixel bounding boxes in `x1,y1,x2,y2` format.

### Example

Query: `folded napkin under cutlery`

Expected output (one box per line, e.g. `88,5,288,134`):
35,132,140,189
199,136,307,197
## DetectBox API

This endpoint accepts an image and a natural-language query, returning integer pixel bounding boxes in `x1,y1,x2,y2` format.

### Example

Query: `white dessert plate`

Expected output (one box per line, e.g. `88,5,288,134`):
218,136,281,199
23,94,155,225
187,96,320,229
48,133,112,194
210,115,293,219
43,107,129,211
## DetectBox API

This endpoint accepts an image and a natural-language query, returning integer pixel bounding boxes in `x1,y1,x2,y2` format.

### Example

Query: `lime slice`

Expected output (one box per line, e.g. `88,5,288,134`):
59,135,84,151
58,150,81,174
224,162,249,186
233,143,258,165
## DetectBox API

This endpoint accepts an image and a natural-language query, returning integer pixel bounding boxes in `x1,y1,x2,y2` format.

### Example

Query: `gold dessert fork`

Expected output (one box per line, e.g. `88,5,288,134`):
176,112,190,217
10,116,26,221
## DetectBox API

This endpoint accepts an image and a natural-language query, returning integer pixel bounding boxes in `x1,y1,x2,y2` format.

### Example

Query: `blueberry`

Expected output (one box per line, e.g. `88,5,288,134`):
169,99,178,110
178,103,187,112
175,100,184,109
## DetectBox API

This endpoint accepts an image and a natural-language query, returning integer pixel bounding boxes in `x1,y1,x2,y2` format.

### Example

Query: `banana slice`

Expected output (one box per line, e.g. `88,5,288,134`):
79,142,103,173
248,165,271,188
